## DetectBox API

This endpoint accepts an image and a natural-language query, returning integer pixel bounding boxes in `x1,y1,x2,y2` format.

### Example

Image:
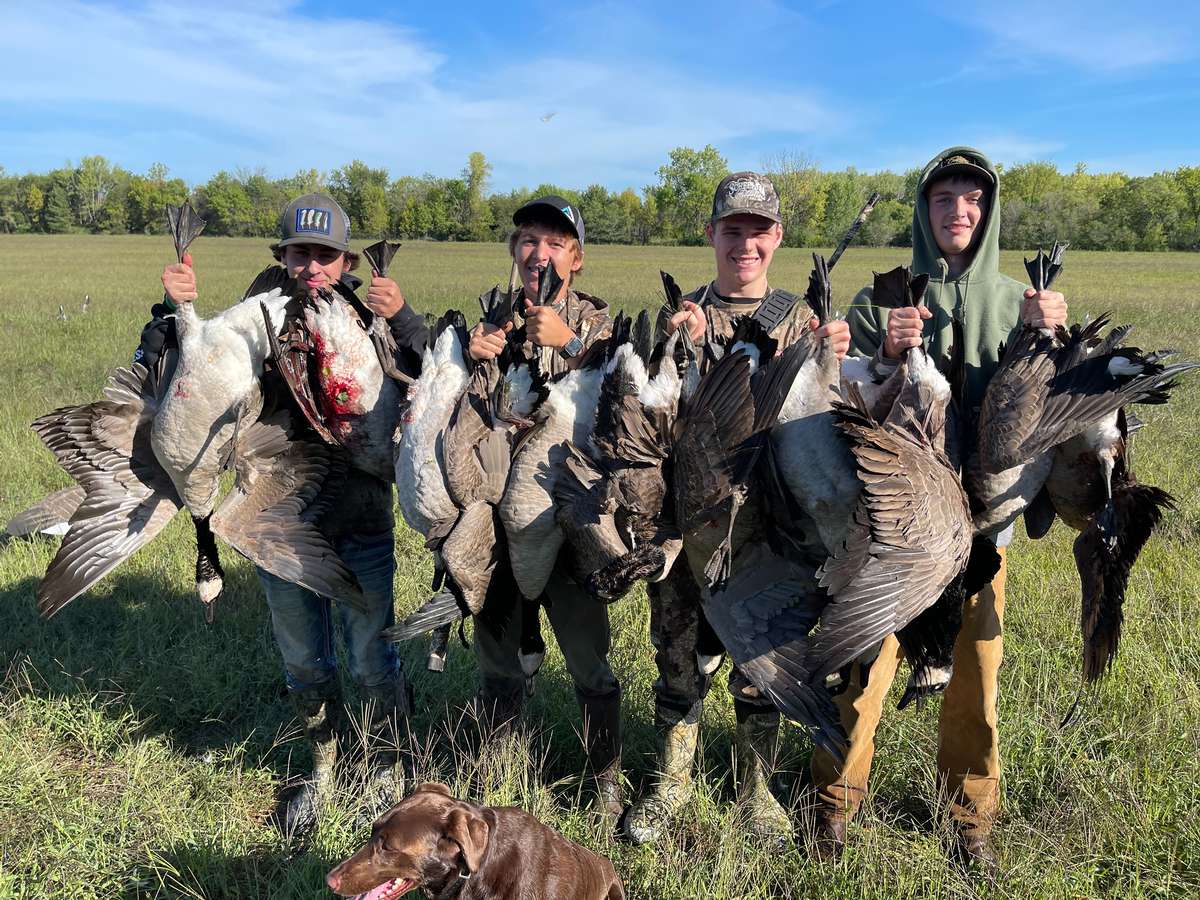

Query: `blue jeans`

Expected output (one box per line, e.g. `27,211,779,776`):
259,532,400,692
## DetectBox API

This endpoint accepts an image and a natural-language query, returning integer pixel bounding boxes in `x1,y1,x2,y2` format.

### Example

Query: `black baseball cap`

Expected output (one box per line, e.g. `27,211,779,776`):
513,195,585,246
278,192,352,251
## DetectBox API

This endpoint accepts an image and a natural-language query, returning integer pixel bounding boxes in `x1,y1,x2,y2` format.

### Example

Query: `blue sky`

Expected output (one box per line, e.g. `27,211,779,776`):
1,1,1196,191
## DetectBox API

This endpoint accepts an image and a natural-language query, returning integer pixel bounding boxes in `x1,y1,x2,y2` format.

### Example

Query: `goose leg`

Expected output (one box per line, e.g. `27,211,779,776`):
193,514,224,623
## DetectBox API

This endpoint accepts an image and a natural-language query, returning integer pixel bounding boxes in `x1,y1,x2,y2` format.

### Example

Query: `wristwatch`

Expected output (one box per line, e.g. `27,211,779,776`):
561,335,584,359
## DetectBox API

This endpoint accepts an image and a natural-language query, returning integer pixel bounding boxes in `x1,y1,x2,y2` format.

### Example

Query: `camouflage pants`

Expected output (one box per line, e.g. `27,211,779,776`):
474,557,619,704
649,553,771,727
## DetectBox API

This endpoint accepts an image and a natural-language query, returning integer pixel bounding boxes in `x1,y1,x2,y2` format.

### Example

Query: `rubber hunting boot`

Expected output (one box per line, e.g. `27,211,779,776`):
624,718,700,845
735,704,792,840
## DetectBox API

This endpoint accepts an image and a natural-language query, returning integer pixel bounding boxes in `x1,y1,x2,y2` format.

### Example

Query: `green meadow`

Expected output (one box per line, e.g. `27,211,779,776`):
1,235,1198,899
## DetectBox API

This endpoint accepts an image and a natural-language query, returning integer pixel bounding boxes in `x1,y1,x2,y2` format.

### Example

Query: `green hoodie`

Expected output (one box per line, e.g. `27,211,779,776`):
846,146,1027,411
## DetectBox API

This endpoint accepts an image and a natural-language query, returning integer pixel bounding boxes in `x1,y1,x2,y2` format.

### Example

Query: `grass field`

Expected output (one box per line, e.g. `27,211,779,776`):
1,235,1198,899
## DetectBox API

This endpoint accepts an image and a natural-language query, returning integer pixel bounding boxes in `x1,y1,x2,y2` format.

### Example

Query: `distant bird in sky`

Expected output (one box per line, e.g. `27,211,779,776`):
57,305,67,322
540,112,556,123
81,294,91,314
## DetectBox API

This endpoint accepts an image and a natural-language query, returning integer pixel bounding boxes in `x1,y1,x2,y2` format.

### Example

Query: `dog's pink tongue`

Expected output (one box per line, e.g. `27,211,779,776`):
351,879,407,900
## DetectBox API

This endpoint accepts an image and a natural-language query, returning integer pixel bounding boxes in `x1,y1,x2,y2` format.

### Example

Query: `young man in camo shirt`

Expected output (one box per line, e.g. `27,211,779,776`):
625,173,851,844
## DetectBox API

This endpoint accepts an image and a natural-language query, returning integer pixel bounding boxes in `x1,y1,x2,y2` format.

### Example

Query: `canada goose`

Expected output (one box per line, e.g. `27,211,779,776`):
4,486,84,538
298,293,401,481
672,333,844,757
388,287,542,648
1045,407,1175,687
31,360,367,620
394,311,472,539
827,264,994,707
32,203,367,619
498,344,606,604
976,244,1196,478
812,375,973,691
556,303,690,602
150,281,294,614
969,246,1196,538
770,254,859,556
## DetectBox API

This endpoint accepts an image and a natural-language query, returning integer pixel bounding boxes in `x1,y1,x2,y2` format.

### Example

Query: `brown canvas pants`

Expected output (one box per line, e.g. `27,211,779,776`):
810,549,1007,836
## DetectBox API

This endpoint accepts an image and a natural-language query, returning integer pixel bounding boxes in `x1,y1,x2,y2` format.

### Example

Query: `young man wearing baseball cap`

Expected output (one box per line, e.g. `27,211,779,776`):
809,147,1068,868
625,172,852,845
466,196,624,828
141,192,429,835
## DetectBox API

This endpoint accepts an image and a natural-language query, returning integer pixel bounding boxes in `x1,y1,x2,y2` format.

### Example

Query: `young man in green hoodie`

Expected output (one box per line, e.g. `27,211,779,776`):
809,147,1067,868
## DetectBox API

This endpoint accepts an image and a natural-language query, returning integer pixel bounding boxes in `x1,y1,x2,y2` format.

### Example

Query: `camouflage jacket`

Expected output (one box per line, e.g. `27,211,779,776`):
668,282,812,372
508,287,613,380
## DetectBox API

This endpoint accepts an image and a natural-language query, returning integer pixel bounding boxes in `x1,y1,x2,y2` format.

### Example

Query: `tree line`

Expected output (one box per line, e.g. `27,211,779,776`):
2,148,1198,251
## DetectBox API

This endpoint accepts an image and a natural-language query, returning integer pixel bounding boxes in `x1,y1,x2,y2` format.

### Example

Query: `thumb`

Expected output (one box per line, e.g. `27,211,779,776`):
809,316,819,331
182,251,193,268
920,305,933,319
1023,288,1036,299
503,320,514,333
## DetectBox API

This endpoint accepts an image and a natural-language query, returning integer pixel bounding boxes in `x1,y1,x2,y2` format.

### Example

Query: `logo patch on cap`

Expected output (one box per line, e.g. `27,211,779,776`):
561,205,575,223
725,178,768,204
295,207,333,236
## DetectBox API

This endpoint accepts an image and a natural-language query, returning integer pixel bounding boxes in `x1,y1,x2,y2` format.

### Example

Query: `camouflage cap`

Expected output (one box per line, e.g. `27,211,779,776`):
926,153,995,190
711,172,781,224
277,192,352,251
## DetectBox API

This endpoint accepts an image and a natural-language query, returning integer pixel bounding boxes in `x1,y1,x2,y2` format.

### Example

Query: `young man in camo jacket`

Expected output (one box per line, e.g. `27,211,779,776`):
625,173,851,844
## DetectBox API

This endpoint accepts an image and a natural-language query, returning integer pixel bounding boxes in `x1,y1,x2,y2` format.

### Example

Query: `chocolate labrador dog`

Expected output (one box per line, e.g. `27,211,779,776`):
327,783,625,900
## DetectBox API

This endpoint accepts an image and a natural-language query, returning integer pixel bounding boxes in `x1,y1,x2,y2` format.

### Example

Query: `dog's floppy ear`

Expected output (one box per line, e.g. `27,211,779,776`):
445,806,490,876
416,782,453,798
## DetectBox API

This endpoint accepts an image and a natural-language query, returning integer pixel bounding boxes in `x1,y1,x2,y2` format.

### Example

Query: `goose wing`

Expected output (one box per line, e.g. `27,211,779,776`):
210,410,367,611
33,364,183,618
701,541,845,760
261,294,338,445
6,486,85,537
553,442,630,597
444,364,503,508
814,403,972,678
1015,344,1198,466
672,350,755,529
440,501,502,615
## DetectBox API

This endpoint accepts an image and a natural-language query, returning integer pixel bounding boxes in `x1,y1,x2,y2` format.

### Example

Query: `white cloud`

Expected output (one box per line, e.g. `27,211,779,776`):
943,3,1194,73
0,0,845,190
